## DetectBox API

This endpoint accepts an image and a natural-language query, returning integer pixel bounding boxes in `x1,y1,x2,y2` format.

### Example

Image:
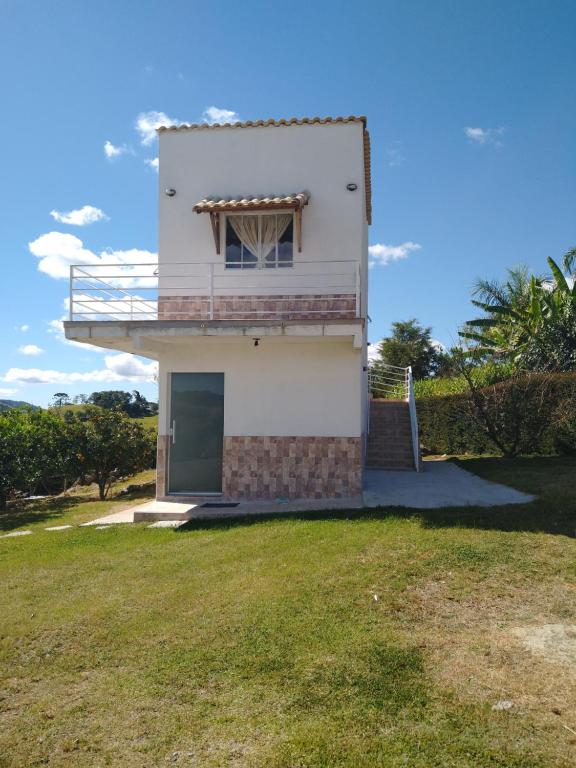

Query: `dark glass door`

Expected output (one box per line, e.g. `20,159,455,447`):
168,373,224,494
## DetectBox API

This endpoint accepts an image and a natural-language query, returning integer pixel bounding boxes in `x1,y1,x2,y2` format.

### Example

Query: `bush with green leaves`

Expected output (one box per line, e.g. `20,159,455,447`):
0,408,82,509
417,372,576,456
69,407,156,500
0,406,156,507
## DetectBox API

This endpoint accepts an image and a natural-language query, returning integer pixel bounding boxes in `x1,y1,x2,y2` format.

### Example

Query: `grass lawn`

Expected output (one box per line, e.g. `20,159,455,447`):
0,457,575,767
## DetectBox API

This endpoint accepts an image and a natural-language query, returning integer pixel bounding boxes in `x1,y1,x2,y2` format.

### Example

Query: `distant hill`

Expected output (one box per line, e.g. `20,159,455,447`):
0,399,40,412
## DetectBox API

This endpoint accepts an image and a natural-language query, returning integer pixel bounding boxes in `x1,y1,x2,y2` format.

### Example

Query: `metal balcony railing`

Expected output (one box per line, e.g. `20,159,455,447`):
68,260,362,322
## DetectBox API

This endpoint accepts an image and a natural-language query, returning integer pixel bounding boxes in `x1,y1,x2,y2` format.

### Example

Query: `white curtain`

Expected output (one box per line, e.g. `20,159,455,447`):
261,214,292,264
229,215,259,260
229,213,292,266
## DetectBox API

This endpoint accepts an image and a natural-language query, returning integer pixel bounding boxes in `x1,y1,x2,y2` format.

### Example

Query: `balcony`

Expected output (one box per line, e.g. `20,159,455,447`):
69,261,362,323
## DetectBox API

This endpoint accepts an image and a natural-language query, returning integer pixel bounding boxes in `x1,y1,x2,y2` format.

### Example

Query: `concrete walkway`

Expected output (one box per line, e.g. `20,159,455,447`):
78,461,533,527
363,461,534,509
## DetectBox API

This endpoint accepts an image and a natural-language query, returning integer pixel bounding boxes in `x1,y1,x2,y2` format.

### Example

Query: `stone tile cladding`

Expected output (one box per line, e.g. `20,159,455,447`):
156,434,361,500
222,436,362,499
158,294,356,321
156,434,168,497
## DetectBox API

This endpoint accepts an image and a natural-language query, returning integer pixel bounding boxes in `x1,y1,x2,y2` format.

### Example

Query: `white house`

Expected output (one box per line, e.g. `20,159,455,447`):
65,115,418,502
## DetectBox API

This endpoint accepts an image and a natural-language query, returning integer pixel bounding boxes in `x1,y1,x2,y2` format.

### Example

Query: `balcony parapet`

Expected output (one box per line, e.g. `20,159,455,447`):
69,261,362,322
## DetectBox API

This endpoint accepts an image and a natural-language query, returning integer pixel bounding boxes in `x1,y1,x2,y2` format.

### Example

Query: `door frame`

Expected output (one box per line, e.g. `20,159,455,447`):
166,371,225,496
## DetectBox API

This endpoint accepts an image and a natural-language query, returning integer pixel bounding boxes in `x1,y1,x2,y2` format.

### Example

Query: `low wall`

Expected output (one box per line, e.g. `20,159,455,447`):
158,293,357,321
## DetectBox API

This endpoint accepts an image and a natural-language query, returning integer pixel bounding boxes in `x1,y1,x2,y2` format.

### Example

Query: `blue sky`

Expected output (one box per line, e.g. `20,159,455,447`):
1,0,575,406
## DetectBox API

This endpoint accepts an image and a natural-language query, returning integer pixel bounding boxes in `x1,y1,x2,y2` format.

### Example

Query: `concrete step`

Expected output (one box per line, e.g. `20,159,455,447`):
367,398,417,470
132,500,199,523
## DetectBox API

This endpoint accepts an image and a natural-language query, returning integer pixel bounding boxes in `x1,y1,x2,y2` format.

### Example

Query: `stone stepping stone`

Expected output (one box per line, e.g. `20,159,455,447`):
1,530,33,538
148,520,188,529
45,525,73,531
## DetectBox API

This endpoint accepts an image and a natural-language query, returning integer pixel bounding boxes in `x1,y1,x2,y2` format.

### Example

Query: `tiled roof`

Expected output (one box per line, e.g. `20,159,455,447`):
162,116,371,225
157,115,366,133
193,192,310,213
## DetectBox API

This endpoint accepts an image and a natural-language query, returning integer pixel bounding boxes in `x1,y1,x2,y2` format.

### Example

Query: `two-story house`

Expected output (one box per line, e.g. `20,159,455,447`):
65,115,417,505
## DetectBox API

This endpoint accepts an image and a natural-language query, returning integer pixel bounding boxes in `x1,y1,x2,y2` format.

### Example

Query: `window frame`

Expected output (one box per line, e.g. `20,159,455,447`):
223,211,294,270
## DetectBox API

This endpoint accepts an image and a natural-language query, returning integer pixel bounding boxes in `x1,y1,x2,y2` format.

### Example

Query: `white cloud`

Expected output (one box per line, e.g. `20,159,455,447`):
368,242,422,267
104,140,129,160
19,344,43,356
19,325,29,332
0,387,18,397
464,126,505,146
4,354,158,386
367,340,383,363
385,143,404,167
136,111,183,145
104,353,157,380
28,231,157,281
50,205,108,226
202,106,240,125
145,157,159,172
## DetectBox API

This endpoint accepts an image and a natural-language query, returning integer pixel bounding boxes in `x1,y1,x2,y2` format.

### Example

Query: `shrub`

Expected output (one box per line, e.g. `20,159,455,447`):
69,407,156,500
416,372,576,456
0,408,82,508
412,362,515,399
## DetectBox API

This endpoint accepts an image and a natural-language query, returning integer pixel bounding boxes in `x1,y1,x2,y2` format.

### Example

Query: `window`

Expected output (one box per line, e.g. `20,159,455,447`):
225,213,293,269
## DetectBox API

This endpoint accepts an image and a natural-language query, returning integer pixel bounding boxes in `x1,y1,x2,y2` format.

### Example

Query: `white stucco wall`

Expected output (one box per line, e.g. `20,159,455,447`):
157,337,362,438
157,122,368,300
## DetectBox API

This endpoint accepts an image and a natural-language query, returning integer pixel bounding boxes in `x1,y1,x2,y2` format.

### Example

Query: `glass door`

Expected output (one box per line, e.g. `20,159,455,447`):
168,373,224,494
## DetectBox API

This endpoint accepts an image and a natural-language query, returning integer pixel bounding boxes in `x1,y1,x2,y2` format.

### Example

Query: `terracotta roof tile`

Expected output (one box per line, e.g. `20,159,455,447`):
157,115,366,134
193,192,310,213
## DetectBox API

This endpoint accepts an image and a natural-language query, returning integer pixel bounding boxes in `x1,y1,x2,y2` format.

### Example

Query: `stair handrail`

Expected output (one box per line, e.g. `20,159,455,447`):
406,366,421,472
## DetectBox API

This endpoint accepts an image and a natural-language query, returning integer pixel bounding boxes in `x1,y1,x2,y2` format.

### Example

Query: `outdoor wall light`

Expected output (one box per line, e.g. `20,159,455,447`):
165,188,176,197
346,183,358,192
253,338,261,347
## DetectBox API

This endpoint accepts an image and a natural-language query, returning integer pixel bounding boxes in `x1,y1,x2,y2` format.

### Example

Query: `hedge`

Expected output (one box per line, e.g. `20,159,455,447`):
416,372,576,456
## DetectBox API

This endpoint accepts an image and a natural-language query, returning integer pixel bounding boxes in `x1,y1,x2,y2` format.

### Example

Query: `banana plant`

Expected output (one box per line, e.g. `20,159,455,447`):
459,249,576,369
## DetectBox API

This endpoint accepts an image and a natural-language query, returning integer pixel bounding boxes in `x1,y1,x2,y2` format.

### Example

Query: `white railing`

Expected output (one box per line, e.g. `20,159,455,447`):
406,367,421,472
368,363,421,471
68,260,361,321
368,363,409,399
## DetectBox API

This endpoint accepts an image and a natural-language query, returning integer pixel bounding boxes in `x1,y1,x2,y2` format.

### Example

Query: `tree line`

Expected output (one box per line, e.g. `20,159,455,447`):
51,389,158,417
0,407,155,509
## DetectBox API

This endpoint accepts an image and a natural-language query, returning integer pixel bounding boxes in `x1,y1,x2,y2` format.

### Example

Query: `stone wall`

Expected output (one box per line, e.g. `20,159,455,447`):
158,294,357,321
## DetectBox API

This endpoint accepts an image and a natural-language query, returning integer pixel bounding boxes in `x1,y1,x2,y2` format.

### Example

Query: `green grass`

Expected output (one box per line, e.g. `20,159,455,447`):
0,469,156,532
0,458,575,767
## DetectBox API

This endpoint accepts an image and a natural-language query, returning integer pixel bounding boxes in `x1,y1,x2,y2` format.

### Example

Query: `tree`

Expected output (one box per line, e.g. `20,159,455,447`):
88,390,132,412
460,249,576,371
0,408,81,508
127,390,150,417
374,319,444,379
0,409,28,509
70,407,155,500
87,389,157,417
52,392,70,407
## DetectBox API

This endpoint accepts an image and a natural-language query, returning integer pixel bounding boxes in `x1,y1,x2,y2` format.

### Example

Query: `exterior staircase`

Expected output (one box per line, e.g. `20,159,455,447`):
366,364,421,471
366,399,418,470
